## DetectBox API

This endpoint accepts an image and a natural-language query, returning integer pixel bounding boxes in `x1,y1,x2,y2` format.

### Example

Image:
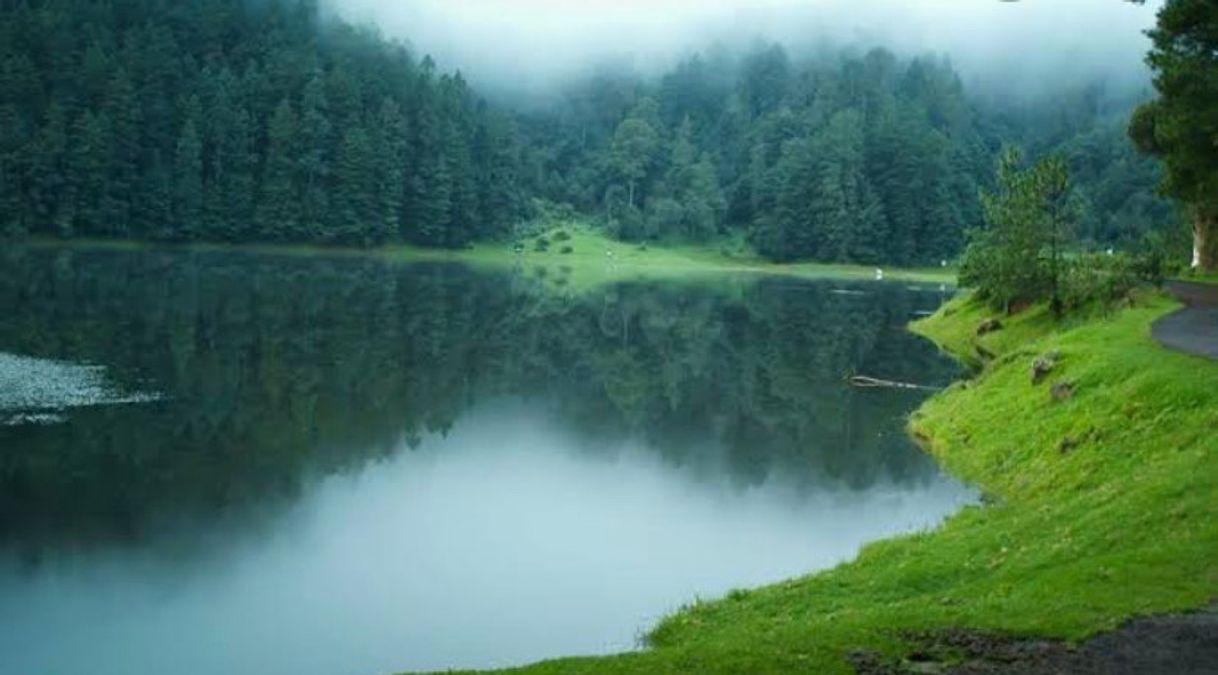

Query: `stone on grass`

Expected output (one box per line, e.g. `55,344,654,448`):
1051,380,1075,401
977,318,1003,336
1032,350,1062,385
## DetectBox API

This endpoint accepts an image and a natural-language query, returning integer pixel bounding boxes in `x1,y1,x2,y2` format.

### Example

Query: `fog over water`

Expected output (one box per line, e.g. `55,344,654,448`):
329,0,1163,101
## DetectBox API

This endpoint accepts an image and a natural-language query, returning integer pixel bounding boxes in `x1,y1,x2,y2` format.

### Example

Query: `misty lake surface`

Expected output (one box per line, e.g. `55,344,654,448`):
0,247,973,675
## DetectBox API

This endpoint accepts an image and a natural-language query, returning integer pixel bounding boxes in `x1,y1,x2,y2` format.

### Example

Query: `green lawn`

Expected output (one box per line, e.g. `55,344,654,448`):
421,291,1217,675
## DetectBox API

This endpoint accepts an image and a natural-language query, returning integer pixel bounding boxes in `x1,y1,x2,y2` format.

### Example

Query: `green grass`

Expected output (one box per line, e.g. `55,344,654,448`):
15,224,956,293
420,291,1218,675
444,225,955,292
1174,269,1218,286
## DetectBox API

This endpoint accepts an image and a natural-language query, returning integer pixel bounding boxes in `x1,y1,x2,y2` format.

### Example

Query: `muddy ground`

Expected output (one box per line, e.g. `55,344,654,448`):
850,604,1218,674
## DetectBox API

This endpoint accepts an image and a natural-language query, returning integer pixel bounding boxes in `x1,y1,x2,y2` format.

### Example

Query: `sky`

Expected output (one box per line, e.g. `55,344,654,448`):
327,0,1163,102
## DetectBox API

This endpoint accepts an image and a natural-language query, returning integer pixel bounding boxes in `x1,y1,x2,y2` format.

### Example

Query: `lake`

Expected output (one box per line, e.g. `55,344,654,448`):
0,247,972,675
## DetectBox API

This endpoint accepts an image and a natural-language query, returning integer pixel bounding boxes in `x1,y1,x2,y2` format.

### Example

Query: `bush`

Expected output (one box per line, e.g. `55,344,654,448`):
552,230,571,242
534,236,550,252
1060,253,1138,311
1131,231,1173,287
560,246,574,254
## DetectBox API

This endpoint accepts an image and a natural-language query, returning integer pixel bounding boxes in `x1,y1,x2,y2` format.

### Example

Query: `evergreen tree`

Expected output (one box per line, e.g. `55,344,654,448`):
1129,0,1218,270
441,74,478,248
28,104,72,236
610,116,659,211
404,58,451,246
372,99,408,245
70,110,111,236
297,74,331,238
257,99,301,240
333,124,377,245
101,67,139,236
0,104,27,237
173,117,203,239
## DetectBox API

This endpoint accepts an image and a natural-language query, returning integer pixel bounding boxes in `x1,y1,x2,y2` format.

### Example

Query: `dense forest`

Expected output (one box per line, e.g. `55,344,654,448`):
522,49,1176,264
0,0,527,247
0,0,1178,265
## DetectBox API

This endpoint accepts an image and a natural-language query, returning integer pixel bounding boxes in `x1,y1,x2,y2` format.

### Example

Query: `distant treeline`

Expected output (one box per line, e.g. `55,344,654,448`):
520,47,1177,265
0,0,1178,264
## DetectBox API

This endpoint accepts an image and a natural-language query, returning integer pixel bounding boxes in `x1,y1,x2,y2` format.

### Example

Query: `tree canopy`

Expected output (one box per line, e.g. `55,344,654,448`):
1129,0,1218,270
0,1,1182,268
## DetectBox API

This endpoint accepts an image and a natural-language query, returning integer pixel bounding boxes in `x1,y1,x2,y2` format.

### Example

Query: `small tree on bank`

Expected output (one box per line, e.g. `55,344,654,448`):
959,148,1070,314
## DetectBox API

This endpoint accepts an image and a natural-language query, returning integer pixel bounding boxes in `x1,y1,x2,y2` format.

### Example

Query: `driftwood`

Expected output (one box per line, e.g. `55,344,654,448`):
848,375,941,391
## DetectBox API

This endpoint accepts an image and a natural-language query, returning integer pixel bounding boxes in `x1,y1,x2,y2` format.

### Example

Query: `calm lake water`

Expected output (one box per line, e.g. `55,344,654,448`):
0,247,972,675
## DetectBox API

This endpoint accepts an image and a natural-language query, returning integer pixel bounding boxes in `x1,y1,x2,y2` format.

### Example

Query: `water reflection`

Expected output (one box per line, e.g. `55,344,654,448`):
0,247,970,674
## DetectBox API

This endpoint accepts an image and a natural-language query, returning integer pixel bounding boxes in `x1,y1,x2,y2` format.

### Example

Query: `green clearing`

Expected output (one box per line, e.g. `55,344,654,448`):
15,225,956,292
443,225,956,291
423,291,1217,675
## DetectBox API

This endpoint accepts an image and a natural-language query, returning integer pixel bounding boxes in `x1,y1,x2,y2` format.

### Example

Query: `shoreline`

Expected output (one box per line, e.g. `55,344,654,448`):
415,290,1217,674
6,228,958,291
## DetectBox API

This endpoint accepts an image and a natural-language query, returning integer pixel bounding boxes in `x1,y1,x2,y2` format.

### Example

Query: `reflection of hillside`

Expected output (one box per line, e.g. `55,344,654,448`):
0,248,958,553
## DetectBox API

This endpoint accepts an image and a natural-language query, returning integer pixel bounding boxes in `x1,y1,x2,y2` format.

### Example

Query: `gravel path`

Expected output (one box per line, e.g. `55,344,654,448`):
1152,282,1218,360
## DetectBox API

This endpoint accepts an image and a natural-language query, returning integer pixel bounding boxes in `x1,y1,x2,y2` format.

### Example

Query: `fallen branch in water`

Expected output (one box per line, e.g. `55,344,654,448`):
848,375,941,391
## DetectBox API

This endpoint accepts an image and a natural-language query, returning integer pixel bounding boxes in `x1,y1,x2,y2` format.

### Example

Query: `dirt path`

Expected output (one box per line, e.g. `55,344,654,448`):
851,604,1218,674
1151,282,1218,360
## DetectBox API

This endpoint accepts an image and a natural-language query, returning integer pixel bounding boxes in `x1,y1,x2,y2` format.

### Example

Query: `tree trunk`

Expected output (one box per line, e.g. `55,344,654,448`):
1194,209,1218,271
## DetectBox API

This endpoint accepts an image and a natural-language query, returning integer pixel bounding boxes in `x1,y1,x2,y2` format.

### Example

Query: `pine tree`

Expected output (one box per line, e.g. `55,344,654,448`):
70,110,112,236
372,99,408,245
475,109,522,239
404,58,451,246
28,103,71,236
173,117,203,239
257,99,301,240
101,67,140,236
441,74,478,248
610,117,659,210
0,104,27,237
333,123,377,245
298,74,332,237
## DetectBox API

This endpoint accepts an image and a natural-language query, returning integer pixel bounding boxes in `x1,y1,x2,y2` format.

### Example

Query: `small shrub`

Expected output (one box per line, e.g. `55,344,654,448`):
1060,253,1138,311
560,245,574,254
1131,231,1171,287
533,236,550,252
552,230,571,242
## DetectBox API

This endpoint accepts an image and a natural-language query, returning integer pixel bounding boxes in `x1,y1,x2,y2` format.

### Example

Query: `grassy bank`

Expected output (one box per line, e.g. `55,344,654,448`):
428,291,1217,675
12,225,955,292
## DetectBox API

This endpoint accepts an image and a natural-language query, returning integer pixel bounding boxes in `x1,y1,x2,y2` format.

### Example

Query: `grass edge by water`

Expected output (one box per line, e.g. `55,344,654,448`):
421,289,1217,674
8,225,956,292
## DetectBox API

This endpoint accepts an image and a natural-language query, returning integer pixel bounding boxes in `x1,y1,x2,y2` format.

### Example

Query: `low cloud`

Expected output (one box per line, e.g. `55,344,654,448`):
329,0,1162,101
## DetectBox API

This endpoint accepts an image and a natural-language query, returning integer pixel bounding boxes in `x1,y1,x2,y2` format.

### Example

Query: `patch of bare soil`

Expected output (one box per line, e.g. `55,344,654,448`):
850,604,1218,675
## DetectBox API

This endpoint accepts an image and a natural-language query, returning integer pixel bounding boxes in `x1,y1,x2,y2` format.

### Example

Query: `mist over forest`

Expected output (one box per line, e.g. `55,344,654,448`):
0,0,1182,265
328,0,1161,104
